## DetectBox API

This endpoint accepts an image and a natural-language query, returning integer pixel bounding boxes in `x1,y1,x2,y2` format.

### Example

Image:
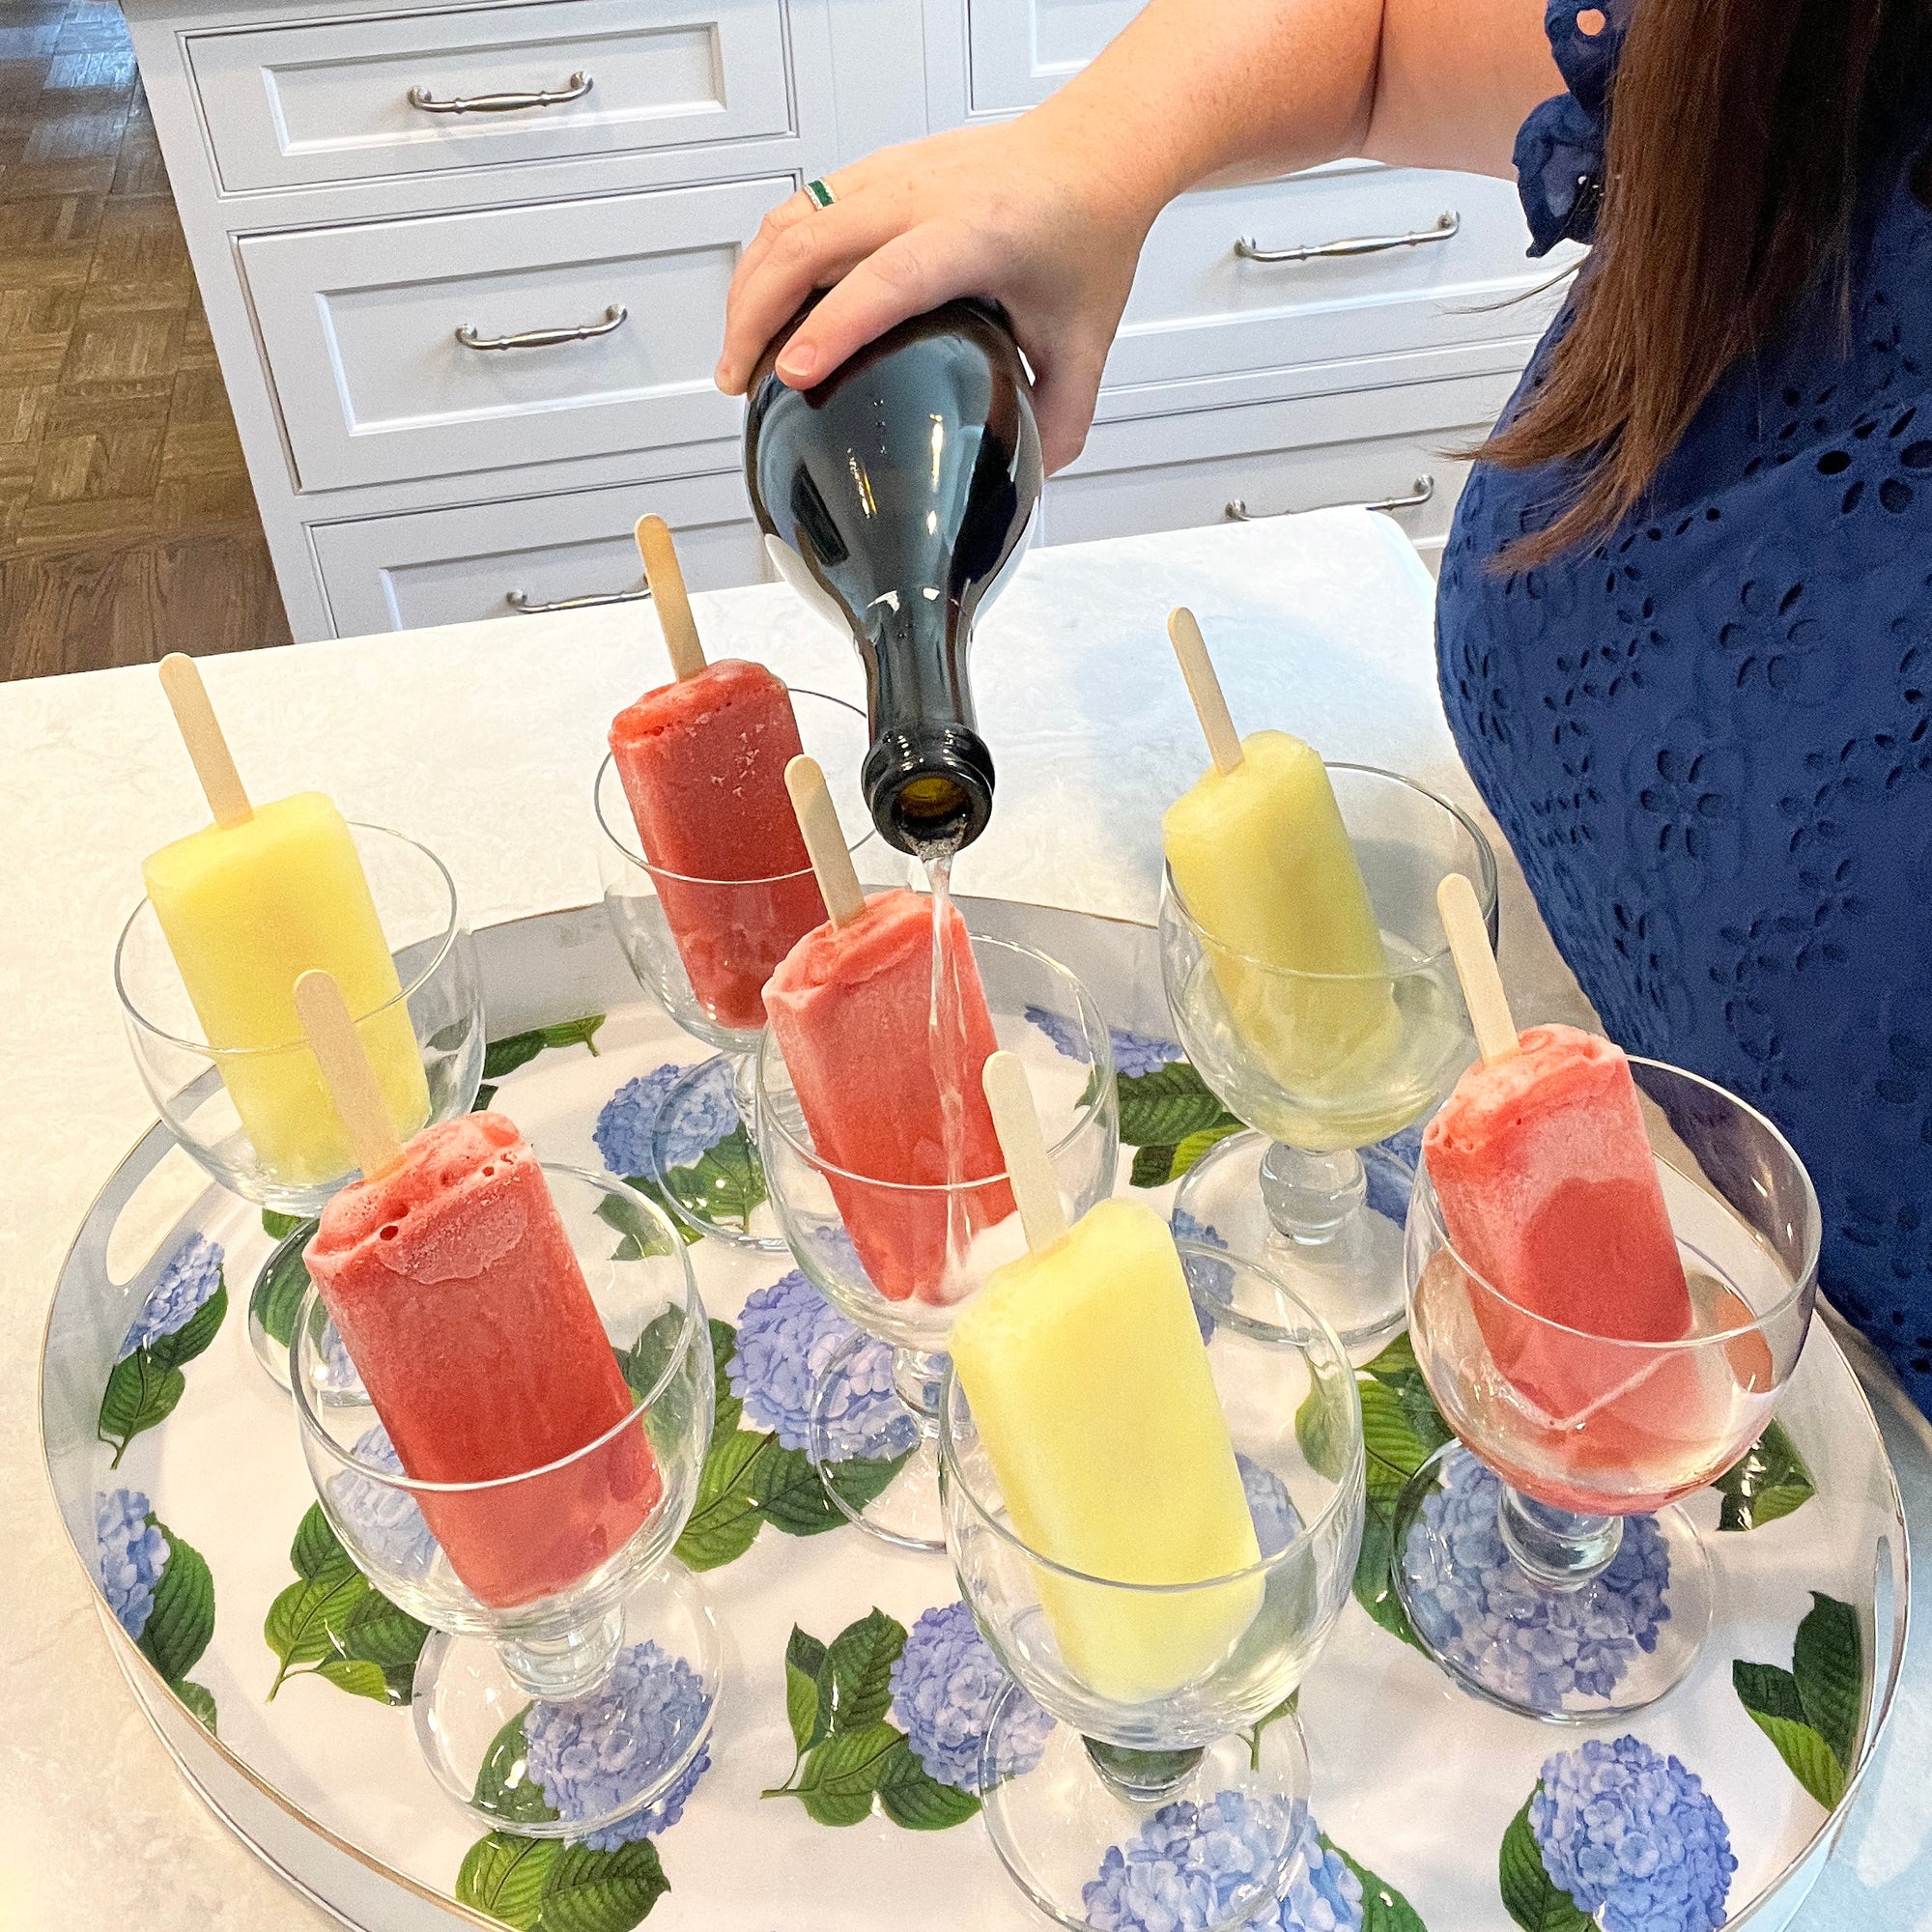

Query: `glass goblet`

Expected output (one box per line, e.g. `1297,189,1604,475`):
1393,1058,1820,1719
593,690,901,1252
114,822,484,1387
291,1167,723,1836
1159,765,1495,1350
755,932,1118,1552
939,1248,1364,1932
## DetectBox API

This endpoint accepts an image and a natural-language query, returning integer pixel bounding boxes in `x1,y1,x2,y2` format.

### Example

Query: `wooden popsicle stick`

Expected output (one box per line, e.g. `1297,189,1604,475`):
784,754,867,927
1167,608,1243,778
635,515,705,681
981,1050,1068,1254
1436,873,1520,1065
294,969,407,1180
157,653,253,831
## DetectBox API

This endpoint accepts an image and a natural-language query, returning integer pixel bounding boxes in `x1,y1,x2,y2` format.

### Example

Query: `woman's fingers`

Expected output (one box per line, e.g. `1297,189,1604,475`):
1029,332,1113,474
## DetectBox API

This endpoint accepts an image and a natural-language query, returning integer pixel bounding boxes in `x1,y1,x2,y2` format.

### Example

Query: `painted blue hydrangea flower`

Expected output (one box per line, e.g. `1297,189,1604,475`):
96,1489,170,1640
657,1058,741,1172
1361,1124,1421,1227
523,1640,713,1852
1236,1456,1301,1559
728,1270,918,1463
1404,1456,1670,1710
1170,1209,1228,1342
593,1065,685,1180
1023,1006,1181,1078
119,1233,223,1359
1085,1793,1354,1932
330,1426,438,1578
889,1599,1054,1793
1530,1735,1736,1932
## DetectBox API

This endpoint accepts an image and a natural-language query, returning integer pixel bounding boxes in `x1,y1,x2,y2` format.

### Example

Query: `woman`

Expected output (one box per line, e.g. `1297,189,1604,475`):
716,0,1932,1413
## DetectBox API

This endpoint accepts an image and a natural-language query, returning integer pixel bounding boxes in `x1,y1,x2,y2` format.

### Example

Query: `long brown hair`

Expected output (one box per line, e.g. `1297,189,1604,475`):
1486,0,1932,564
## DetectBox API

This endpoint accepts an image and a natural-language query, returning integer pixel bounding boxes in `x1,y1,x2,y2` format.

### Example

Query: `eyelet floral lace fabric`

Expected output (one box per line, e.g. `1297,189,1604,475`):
1437,11,1932,1409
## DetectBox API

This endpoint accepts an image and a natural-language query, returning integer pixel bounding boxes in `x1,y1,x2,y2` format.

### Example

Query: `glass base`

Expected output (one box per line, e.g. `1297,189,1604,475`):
1173,1130,1410,1350
245,1218,320,1390
412,1565,724,1836
651,1055,786,1254
1391,1442,1714,1722
979,1682,1311,1932
806,1331,945,1553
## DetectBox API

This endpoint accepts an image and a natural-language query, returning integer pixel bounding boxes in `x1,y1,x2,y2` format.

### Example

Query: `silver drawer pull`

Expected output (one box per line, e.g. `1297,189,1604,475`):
1226,474,1435,522
456,303,628,353
506,582,652,614
1235,210,1460,265
408,71,592,114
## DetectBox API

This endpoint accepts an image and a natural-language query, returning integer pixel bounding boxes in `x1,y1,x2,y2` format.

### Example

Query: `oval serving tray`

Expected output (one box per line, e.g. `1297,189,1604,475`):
43,899,1909,1932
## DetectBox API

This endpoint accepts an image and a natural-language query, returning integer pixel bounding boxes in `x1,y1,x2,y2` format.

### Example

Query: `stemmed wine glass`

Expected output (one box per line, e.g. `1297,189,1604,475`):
594,690,901,1251
755,930,1119,1550
290,1170,724,1833
939,1246,1364,1932
1159,766,1495,1350
114,825,484,1386
1393,1058,1820,1719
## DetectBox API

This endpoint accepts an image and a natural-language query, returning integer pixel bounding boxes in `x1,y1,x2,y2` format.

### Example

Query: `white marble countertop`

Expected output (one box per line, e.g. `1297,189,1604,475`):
4,513,1927,1926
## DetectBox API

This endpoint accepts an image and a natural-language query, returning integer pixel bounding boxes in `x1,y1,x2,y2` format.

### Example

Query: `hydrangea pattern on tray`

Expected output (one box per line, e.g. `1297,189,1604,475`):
98,1233,229,1465
1403,1455,1670,1710
597,1059,764,1236
328,1425,438,1579
96,1488,217,1731
890,1601,1053,1793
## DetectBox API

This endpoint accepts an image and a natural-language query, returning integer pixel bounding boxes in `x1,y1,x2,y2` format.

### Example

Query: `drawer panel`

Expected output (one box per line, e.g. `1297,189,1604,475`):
1044,372,1520,550
242,175,790,493
311,470,768,636
965,0,1138,114
190,0,794,193
1103,167,1551,395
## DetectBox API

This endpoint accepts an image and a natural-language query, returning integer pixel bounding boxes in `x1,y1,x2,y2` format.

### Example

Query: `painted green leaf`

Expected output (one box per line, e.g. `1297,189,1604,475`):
662,1124,766,1236
539,1014,607,1058
620,1306,690,1402
784,1626,833,1757
1240,1691,1298,1771
598,1194,680,1265
1171,1123,1242,1180
316,1657,392,1702
824,1450,913,1519
481,1032,548,1080
473,1083,498,1112
754,1444,913,1538
793,1721,903,1827
1352,1496,1424,1652
147,1279,228,1373
1327,1838,1429,1932
139,1526,214,1688
704,1316,743,1436
1295,1378,1348,1482
1130,1142,1179,1188
1498,1796,1592,1932
457,1833,557,1931
473,1710,561,1828
291,1501,357,1584
1358,1380,1437,1498
1115,1062,1238,1149
265,1567,370,1693
175,1680,217,1733
1359,1333,1454,1463
262,1208,303,1239
672,1428,770,1571
341,1587,431,1695
1732,1659,1844,1806
97,1350,185,1466
615,1178,703,1248
251,1235,315,1350
825,1608,907,1733
1793,1592,1861,1768
1713,1420,1815,1532
538,1838,668,1932
875,1739,980,1830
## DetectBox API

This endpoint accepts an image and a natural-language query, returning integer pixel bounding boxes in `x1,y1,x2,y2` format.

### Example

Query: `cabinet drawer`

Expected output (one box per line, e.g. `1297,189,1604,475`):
1044,372,1520,550
242,175,789,494
1103,168,1548,396
965,0,1138,114
311,470,768,636
190,0,794,194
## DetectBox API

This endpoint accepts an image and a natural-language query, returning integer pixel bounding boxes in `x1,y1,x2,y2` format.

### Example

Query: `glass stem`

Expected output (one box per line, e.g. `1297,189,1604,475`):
1258,1143,1366,1247
728,1051,761,1148
1497,1485,1624,1591
1082,1738,1205,1803
892,1347,950,1432
500,1605,625,1702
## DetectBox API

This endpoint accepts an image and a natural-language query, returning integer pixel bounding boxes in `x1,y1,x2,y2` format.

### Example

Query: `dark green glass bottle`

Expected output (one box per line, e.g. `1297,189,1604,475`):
744,297,1042,856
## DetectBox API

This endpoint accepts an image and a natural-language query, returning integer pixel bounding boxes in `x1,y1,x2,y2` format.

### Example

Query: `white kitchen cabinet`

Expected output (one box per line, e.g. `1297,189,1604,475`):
125,0,1565,639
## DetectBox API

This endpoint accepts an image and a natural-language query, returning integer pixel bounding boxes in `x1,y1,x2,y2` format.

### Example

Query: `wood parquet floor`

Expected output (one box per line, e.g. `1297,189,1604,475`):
0,0,291,680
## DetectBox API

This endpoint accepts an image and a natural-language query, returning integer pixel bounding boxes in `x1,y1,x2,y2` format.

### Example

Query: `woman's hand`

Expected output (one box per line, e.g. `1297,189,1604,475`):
714,116,1161,473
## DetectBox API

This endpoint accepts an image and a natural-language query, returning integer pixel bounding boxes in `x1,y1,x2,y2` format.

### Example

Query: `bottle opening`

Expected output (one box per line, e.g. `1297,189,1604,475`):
863,726,995,857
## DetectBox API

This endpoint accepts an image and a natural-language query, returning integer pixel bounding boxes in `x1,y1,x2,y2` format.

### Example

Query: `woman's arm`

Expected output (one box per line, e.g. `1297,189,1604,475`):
716,0,1556,470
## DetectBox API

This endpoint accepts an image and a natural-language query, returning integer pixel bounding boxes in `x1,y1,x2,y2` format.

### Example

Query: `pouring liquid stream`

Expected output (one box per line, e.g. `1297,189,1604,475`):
920,841,979,1300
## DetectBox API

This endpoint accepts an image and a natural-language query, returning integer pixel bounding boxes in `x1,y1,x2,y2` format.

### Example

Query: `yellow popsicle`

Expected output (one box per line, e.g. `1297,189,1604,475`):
948,1198,1263,1703
143,792,430,1185
1162,729,1399,1098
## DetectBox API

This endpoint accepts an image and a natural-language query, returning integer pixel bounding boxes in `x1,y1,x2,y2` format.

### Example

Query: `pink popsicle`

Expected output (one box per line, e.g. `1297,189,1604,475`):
1423,1025,1694,1423
306,1112,659,1607
611,659,826,1031
764,889,1014,1302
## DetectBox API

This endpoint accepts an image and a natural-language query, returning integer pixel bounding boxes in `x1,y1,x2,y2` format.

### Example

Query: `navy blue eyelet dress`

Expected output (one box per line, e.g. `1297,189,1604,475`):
1435,1,1932,1409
